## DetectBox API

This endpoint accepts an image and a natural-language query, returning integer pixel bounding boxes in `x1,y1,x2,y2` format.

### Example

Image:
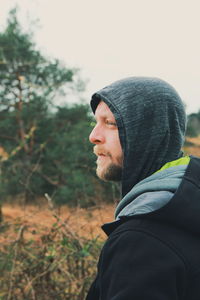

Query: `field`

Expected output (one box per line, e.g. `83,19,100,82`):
183,136,200,156
0,136,199,299
1,203,115,244
0,202,115,300
1,136,199,241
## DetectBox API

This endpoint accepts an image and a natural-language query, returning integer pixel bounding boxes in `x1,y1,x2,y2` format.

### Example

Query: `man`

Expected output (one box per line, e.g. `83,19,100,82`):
86,77,200,300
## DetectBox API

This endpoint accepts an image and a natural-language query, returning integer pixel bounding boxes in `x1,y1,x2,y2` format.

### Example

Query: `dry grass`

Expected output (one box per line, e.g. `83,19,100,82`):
0,202,115,300
0,139,199,299
184,136,200,157
185,136,200,147
1,203,115,245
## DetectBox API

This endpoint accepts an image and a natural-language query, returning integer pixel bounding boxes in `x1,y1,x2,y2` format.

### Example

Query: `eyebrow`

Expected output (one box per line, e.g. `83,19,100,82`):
95,113,115,121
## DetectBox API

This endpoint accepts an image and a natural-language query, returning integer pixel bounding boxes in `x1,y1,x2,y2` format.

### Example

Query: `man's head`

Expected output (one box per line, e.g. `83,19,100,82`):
89,77,186,197
89,101,123,181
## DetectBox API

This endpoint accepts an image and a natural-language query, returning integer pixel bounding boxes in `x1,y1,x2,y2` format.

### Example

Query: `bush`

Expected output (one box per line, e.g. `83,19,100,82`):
0,205,102,300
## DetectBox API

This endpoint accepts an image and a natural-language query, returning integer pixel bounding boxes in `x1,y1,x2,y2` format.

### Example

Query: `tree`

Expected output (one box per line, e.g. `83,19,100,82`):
38,104,109,206
186,112,200,137
0,8,119,207
0,8,76,202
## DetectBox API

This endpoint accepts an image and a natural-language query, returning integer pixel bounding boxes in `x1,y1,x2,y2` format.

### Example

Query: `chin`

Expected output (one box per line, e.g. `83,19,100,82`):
96,164,122,182
96,167,106,181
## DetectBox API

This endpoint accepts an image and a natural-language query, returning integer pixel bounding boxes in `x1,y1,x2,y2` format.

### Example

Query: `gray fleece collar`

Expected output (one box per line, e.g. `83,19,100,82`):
115,163,188,219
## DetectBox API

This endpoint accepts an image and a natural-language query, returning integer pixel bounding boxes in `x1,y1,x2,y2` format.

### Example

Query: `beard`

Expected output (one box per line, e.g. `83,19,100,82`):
94,145,123,182
96,161,122,182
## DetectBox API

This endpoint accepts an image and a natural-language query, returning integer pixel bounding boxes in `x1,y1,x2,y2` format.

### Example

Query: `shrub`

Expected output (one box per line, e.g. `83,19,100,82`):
0,204,102,300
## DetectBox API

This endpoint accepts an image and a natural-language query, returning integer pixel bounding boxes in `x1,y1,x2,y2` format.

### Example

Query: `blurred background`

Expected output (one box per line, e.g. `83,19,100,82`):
1,0,200,113
0,1,200,299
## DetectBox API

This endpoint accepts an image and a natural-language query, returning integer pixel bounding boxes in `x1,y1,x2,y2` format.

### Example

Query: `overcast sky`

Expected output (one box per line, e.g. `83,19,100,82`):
1,0,200,114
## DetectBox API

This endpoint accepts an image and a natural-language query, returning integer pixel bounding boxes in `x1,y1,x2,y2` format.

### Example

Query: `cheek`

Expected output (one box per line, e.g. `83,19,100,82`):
111,133,122,155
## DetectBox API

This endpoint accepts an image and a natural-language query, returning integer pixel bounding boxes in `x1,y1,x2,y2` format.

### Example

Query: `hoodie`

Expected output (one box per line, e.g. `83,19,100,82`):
86,78,200,300
91,77,186,197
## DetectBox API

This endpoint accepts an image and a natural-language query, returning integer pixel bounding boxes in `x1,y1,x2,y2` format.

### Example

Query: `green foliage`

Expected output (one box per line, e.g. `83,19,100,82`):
0,8,74,107
186,112,200,137
0,8,119,207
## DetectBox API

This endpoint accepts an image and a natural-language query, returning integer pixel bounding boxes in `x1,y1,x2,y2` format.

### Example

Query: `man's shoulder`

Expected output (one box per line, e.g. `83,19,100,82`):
104,216,200,275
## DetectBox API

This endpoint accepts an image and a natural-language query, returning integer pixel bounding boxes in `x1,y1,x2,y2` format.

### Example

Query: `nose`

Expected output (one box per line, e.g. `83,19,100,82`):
89,124,104,144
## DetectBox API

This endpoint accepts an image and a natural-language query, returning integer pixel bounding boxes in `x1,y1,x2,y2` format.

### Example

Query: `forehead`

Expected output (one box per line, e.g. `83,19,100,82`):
95,101,115,119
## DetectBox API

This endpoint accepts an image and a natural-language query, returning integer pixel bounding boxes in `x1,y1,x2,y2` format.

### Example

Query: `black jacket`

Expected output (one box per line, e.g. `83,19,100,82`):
86,156,200,299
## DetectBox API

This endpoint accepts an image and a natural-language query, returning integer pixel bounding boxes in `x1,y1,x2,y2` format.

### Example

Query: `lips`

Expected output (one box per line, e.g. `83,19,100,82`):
93,146,112,162
94,146,106,156
95,151,108,164
97,153,107,160
96,154,108,166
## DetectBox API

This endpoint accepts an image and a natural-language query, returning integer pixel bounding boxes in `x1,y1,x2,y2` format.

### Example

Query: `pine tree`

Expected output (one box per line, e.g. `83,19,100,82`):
0,8,76,202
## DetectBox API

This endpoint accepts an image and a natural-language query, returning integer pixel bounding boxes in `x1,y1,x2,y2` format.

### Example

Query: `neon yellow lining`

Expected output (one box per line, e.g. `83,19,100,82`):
154,156,190,174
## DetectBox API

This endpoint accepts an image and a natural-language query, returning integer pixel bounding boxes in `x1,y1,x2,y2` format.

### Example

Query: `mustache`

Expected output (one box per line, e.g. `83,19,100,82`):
93,146,111,157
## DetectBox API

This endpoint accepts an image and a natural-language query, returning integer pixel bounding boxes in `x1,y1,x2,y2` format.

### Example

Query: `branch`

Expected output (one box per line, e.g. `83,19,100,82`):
37,171,61,187
7,225,26,300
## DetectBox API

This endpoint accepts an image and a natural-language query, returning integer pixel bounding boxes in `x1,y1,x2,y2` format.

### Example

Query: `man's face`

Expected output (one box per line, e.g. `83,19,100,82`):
89,101,123,181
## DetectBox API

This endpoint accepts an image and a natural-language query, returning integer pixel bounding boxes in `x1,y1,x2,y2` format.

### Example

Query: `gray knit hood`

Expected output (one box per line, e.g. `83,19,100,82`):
90,77,186,198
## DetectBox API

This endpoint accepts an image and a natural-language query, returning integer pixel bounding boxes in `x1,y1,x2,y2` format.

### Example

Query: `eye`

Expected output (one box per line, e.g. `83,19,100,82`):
105,120,117,127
